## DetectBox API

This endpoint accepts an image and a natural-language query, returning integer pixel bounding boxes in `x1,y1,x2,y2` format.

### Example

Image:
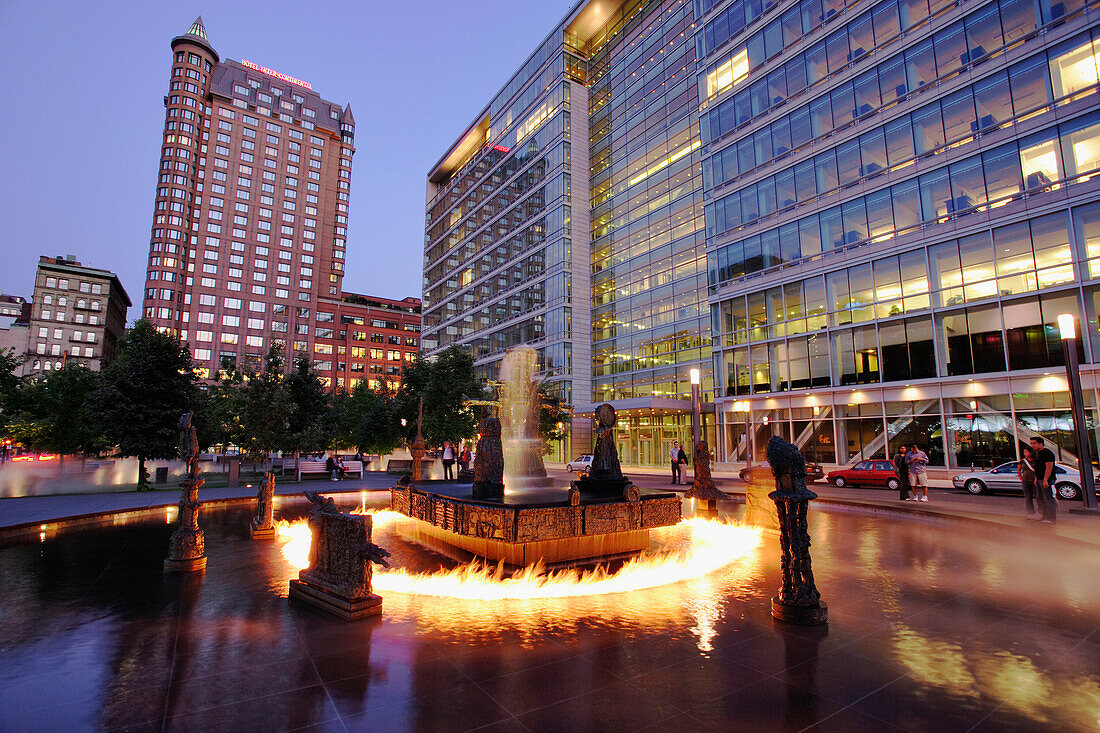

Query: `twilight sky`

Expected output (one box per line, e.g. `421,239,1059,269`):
0,1,571,310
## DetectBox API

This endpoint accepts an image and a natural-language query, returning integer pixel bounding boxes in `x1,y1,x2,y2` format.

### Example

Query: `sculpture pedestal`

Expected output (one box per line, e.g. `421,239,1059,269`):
165,477,206,573
771,597,829,625
164,555,207,572
572,476,632,499
289,579,382,621
249,524,277,540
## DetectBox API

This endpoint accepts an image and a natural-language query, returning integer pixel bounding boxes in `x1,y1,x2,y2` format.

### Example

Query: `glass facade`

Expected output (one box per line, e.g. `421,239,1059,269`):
702,0,1100,470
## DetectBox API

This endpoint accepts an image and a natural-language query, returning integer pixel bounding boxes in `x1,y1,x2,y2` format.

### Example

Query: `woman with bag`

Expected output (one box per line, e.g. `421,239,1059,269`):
1018,446,1039,520
677,443,689,485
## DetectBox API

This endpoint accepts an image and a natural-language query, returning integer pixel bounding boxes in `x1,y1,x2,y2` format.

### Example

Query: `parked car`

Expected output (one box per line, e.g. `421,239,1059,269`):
827,460,902,489
952,461,1095,500
566,455,593,473
740,461,825,483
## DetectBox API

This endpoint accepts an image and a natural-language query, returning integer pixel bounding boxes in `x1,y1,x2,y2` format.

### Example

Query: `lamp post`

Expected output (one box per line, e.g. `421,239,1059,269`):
689,368,701,447
1058,314,1097,512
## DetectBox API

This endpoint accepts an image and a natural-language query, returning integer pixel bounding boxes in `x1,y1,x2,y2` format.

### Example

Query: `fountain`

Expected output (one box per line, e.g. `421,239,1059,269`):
389,347,681,567
499,346,553,489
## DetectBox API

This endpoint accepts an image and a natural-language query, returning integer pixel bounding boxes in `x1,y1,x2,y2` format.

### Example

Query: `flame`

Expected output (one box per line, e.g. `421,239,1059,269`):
276,511,762,601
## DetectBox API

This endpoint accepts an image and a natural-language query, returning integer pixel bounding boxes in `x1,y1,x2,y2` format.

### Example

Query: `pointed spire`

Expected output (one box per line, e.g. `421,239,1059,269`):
172,14,218,63
185,16,208,41
341,104,355,125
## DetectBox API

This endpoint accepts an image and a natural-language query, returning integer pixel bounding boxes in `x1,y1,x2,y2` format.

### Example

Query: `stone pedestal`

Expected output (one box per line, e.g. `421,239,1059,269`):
684,440,726,504
288,492,390,621
250,472,277,540
165,476,206,572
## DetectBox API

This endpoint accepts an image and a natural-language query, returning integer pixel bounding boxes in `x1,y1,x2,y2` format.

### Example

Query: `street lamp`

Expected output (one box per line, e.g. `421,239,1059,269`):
1058,314,1097,512
689,368,701,447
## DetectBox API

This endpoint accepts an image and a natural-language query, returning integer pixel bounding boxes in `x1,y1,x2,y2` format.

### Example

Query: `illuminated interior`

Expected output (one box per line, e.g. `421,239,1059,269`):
705,47,750,100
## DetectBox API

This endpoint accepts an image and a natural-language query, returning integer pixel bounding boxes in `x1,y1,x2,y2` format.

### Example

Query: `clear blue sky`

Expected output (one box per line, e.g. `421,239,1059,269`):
0,1,571,308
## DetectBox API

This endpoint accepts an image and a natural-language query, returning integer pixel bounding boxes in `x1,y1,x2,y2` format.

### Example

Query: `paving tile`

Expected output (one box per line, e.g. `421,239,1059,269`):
687,675,844,732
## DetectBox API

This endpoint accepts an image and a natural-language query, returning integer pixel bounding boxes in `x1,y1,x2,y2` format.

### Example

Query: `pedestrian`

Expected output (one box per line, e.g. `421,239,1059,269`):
1018,445,1039,519
325,453,339,482
1029,436,1058,524
893,444,912,500
458,445,470,473
677,442,689,485
670,441,682,485
441,440,456,480
907,444,929,501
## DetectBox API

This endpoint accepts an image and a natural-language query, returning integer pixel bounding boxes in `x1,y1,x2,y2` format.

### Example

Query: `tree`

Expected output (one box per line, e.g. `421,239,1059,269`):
285,356,330,459
94,320,201,490
536,380,572,456
348,385,401,456
192,371,242,453
235,343,292,473
396,346,485,447
0,347,25,436
10,364,106,464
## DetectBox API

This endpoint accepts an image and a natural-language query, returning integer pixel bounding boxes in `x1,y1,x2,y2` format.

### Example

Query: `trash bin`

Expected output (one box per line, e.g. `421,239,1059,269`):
154,466,169,484
227,457,240,488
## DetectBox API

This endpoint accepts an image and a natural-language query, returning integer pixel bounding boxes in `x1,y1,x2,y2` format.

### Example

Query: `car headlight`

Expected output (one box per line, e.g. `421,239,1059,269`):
953,476,961,481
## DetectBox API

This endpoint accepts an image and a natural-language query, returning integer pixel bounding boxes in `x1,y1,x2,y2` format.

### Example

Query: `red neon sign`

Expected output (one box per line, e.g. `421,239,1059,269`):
241,59,312,90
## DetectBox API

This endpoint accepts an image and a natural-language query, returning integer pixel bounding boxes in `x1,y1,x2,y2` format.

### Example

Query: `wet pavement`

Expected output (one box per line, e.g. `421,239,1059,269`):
0,496,1098,732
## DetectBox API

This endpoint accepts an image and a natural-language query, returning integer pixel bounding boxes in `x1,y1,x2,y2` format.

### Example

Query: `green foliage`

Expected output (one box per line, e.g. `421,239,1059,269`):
192,370,242,452
235,343,292,469
396,346,485,447
348,385,401,456
93,320,201,490
536,380,572,455
0,347,26,435
285,357,331,454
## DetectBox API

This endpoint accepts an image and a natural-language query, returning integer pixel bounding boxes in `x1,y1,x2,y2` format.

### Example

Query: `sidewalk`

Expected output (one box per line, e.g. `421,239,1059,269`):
3,466,1096,549
0,472,397,532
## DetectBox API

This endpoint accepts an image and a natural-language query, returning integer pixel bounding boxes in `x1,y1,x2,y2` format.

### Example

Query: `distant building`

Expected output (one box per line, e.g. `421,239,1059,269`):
0,295,31,375
141,17,362,379
311,294,421,391
26,255,131,375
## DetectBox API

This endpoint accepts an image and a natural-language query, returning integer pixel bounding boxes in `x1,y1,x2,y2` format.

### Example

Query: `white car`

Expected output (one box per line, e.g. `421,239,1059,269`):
566,455,593,473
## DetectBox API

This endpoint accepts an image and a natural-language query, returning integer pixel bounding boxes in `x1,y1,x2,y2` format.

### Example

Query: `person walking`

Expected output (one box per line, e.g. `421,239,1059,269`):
677,443,689,485
1018,445,1039,519
441,441,456,480
893,445,912,500
907,444,929,501
1029,436,1058,524
670,441,682,485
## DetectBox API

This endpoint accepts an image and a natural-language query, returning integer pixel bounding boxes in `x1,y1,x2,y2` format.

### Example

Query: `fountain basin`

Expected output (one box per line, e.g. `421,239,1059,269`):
390,483,681,567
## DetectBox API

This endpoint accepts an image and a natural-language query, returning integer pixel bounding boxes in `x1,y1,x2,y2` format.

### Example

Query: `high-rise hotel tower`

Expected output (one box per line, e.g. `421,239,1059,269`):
424,0,710,463
142,18,357,378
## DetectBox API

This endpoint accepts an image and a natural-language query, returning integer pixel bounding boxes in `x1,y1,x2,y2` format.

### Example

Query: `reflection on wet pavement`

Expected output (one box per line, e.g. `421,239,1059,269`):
0,497,1097,732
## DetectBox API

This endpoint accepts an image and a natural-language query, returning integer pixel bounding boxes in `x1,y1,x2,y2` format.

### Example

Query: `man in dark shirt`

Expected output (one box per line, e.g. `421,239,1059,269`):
1029,437,1057,524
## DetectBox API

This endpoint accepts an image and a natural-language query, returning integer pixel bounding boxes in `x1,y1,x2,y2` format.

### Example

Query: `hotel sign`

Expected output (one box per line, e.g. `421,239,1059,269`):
241,59,312,90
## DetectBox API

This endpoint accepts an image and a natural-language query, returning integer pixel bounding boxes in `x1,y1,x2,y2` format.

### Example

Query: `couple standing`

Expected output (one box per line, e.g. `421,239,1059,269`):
1018,436,1058,524
893,444,929,501
669,440,689,485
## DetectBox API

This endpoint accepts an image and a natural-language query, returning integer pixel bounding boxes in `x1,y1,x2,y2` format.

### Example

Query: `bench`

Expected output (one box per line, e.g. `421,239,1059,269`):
297,459,364,481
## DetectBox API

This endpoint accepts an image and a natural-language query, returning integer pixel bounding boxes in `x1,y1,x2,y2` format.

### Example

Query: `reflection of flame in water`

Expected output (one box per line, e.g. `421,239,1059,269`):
276,512,761,601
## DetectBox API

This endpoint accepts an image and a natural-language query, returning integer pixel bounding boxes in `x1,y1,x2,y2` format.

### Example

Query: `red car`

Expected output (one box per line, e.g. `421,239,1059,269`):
826,460,901,489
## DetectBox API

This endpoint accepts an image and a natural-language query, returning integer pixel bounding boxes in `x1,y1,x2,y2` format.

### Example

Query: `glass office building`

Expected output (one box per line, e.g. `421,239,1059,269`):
700,0,1100,470
424,0,712,465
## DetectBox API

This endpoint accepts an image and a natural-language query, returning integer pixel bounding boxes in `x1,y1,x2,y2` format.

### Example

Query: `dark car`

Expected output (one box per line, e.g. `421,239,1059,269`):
826,460,901,489
740,461,824,483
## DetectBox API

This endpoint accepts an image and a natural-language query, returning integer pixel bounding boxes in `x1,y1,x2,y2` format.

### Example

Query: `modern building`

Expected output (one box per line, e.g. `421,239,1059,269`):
142,17,361,380
701,0,1100,472
314,294,422,392
25,256,131,375
423,0,711,464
